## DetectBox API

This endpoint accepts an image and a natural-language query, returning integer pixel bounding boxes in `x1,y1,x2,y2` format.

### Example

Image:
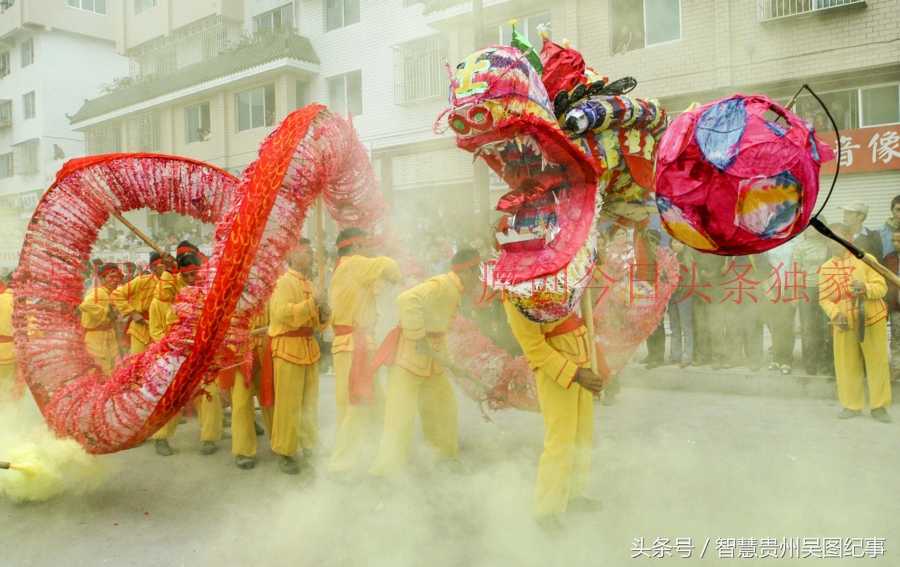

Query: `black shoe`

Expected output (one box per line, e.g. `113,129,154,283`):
837,408,862,419
535,515,567,539
200,441,216,455
645,360,662,370
567,496,603,513
279,456,300,475
235,455,254,470
254,421,265,436
155,439,173,457
871,407,892,423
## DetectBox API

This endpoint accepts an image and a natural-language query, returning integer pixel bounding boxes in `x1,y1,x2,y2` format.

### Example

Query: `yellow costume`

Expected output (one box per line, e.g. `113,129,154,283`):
369,272,464,476
80,285,118,375
150,276,223,443
328,255,401,473
819,254,892,411
231,311,274,458
267,269,327,457
0,287,16,392
504,302,593,517
111,273,160,354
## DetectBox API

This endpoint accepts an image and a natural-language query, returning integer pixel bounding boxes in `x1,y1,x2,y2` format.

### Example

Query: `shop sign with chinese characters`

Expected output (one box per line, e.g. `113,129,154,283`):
820,125,900,174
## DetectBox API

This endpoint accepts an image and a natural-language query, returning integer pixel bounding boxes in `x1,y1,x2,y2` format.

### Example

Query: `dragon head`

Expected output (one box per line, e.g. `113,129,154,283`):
446,46,600,322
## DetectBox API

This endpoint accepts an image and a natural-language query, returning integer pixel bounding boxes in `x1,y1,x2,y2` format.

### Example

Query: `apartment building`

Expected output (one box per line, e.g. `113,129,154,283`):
0,0,129,250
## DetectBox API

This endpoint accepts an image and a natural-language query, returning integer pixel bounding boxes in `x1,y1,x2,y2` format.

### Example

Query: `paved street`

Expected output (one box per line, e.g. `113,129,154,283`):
1,374,898,566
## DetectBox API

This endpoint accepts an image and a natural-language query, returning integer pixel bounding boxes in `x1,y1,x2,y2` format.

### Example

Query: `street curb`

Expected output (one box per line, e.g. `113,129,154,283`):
618,363,900,400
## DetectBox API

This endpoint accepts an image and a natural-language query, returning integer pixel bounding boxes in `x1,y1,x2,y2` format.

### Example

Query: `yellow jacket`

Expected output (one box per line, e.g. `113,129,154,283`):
112,273,167,345
503,301,590,388
394,272,463,377
268,269,328,365
0,288,14,364
80,285,118,360
819,254,887,328
148,276,178,343
330,255,401,354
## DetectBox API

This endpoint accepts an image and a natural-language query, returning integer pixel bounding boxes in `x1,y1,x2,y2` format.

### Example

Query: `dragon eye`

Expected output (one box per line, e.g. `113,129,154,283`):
449,115,471,134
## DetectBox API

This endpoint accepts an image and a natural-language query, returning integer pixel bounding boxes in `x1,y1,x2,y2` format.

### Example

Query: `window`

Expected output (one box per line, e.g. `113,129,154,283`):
757,0,867,21
134,0,155,14
14,140,38,174
254,4,293,32
610,0,681,54
0,153,13,179
296,81,309,110
498,13,551,49
236,84,275,132
0,99,10,128
861,85,900,127
186,102,211,143
67,0,107,14
22,91,34,120
20,38,33,68
86,124,120,155
0,1,14,14
0,51,8,78
327,71,362,116
127,113,159,152
326,0,360,31
393,36,448,104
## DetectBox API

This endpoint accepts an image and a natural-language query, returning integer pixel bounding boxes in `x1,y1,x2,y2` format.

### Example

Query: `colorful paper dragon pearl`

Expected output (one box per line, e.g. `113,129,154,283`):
654,94,834,256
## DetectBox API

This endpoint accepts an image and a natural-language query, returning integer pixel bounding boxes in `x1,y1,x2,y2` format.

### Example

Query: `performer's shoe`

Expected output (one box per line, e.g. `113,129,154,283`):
254,421,265,436
435,458,473,475
679,361,691,369
200,441,217,455
780,365,792,375
711,363,723,370
567,496,604,513
645,360,662,370
302,448,316,460
279,456,300,475
535,515,567,539
235,455,255,470
837,408,862,419
154,439,173,457
871,407,892,423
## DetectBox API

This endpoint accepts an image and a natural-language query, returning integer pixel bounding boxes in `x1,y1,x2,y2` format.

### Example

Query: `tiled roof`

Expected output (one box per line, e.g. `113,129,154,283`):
70,32,319,124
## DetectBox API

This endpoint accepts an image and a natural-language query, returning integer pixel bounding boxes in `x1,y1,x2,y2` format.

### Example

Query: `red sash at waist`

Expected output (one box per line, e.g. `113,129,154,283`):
85,321,114,333
333,325,376,406
544,315,585,338
0,335,12,343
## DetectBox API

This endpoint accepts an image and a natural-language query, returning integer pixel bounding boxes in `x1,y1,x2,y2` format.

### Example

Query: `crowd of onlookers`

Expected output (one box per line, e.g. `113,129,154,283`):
640,196,900,387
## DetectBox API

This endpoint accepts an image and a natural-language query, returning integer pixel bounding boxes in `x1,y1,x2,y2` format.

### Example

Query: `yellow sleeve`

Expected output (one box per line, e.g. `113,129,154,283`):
864,256,887,300
353,256,402,287
398,279,440,340
80,288,109,324
270,279,318,330
818,274,840,321
504,301,580,389
148,299,168,342
111,278,141,315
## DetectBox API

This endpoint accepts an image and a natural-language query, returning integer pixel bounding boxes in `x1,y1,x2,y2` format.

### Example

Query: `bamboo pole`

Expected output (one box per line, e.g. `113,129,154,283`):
315,195,325,290
109,209,165,256
581,286,599,375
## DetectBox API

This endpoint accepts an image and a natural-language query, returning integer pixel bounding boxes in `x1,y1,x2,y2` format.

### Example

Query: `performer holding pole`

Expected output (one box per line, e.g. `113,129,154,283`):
111,251,175,355
503,297,608,538
327,228,401,482
80,263,123,376
368,249,482,477
0,273,15,395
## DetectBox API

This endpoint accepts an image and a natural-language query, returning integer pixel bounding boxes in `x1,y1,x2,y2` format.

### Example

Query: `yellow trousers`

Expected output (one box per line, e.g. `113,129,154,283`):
834,318,892,411
0,362,16,399
94,354,117,376
270,358,319,457
231,369,274,457
328,351,385,473
151,380,223,441
131,336,149,355
532,372,594,517
369,365,458,476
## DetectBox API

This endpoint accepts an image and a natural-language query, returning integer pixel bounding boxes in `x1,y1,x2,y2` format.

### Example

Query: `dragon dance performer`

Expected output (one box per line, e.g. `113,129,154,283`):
327,228,401,481
503,299,607,537
264,238,331,475
111,251,176,355
0,274,15,393
229,308,272,470
79,263,123,376
150,255,226,456
368,248,482,477
820,224,892,423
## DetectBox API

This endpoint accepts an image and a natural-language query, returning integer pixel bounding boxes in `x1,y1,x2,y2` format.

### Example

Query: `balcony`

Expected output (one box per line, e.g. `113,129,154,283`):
757,0,867,22
0,99,10,129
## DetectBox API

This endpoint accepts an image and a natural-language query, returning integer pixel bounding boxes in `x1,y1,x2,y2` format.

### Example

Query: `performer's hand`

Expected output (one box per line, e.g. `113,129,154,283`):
833,313,849,331
313,291,329,308
850,280,866,296
574,368,606,395
318,304,332,322
161,252,176,270
416,338,431,355
130,312,147,325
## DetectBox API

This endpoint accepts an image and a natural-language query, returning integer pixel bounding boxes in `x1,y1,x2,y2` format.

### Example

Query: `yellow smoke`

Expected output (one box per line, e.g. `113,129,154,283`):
0,382,107,503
